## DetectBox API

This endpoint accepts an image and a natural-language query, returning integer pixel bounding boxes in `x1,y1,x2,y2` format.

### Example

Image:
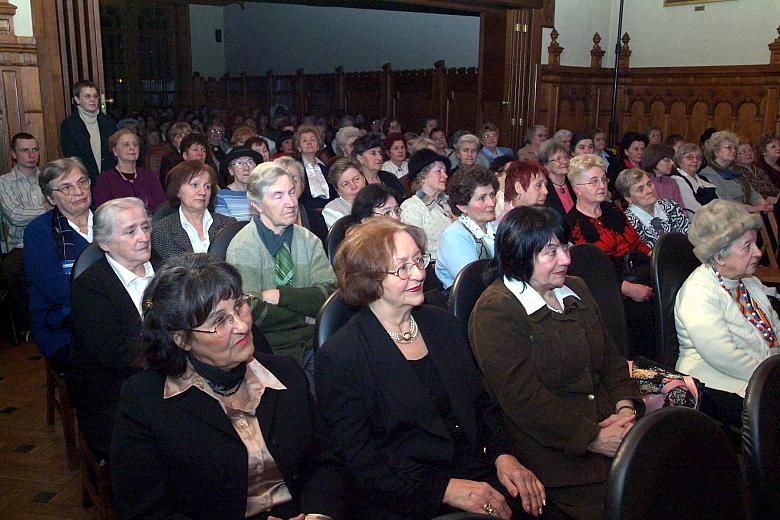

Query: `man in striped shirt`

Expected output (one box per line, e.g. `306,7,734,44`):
0,132,48,334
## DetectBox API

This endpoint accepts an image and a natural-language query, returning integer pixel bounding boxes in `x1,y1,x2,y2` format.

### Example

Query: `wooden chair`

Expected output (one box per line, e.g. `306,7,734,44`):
755,212,780,284
45,360,79,470
79,429,116,519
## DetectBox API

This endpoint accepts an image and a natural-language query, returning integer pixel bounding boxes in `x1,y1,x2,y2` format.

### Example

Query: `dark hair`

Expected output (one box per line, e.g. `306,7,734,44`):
421,115,438,131
351,184,397,221
665,133,685,147
352,133,384,158
620,132,648,159
11,132,36,150
571,132,592,148
447,164,499,216
165,160,218,207
141,253,244,376
495,205,571,282
489,154,518,174
640,143,675,172
179,132,209,156
71,80,98,98
245,136,269,152
381,118,401,136
383,132,405,151
334,219,427,307
504,160,548,203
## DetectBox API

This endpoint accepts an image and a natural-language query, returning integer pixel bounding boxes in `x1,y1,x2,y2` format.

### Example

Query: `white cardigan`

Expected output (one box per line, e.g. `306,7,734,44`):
400,195,452,261
675,264,778,397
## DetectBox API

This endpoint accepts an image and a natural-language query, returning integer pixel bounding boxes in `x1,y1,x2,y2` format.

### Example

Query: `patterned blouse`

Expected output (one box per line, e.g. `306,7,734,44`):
625,198,690,249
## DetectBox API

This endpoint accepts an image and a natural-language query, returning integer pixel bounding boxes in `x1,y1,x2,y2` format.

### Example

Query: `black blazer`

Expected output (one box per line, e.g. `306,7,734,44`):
69,257,145,455
59,110,117,182
151,210,236,262
545,177,577,215
111,353,346,520
299,161,335,211
315,305,512,519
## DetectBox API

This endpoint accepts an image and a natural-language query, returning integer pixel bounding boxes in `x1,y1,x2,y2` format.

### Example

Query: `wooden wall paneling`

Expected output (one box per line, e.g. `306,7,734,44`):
668,100,687,137
477,10,508,133
344,71,381,119
393,67,434,132
447,66,479,135
689,100,710,143
736,101,760,140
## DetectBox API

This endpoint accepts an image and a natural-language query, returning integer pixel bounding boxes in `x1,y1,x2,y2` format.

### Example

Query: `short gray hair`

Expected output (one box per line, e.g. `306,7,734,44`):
247,163,292,206
40,157,87,197
273,155,304,177
94,197,148,246
537,139,569,165
553,129,572,142
524,124,547,144
675,143,702,164
615,168,649,200
454,133,480,150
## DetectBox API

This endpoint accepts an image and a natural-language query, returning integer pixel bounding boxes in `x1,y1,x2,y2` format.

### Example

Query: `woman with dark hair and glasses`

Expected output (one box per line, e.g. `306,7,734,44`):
351,184,402,222
110,253,346,520
470,206,642,519
317,219,545,519
352,133,405,202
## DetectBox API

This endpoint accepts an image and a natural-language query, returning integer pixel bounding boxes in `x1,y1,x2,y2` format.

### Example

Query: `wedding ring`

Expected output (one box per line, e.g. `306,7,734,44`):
483,503,495,515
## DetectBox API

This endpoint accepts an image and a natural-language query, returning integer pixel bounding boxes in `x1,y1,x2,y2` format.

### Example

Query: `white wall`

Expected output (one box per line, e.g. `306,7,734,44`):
197,2,479,76
189,4,225,79
11,0,33,37
545,0,780,67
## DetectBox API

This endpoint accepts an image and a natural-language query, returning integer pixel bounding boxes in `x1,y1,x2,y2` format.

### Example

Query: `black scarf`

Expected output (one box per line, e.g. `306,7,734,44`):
188,352,247,396
567,201,626,244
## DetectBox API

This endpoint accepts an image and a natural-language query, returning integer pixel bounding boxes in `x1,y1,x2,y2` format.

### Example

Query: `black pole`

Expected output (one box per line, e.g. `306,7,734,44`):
608,0,625,149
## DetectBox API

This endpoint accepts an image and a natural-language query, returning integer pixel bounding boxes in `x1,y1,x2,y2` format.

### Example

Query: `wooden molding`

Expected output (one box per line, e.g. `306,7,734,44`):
0,40,38,66
0,0,17,41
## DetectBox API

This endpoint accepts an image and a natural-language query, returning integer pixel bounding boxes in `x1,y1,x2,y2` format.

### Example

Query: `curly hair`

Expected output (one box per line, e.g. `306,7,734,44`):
447,164,498,216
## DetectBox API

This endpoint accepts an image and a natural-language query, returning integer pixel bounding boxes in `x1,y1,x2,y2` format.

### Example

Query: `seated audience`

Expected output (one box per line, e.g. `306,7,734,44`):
616,168,689,249
539,140,576,215
382,133,409,182
517,125,548,161
552,129,572,151
272,130,294,159
640,143,686,209
490,154,518,218
450,133,489,171
226,163,335,369
331,126,360,161
158,122,191,185
111,254,346,520
421,115,439,137
608,132,647,186
1,132,47,335
317,219,546,519
470,205,643,520
646,125,663,145
206,119,228,169
351,184,402,222
215,147,262,221
756,133,780,188
670,143,718,216
676,199,777,425
382,117,402,137
665,133,686,152
430,127,452,158
352,133,404,202
570,132,594,157
436,165,498,290
274,155,320,234
296,124,334,210
400,149,453,260
70,197,155,457
591,128,616,172
479,122,514,163
94,129,166,212
322,158,366,229
23,158,92,371
152,160,236,261
736,138,780,204
245,136,271,163
700,131,771,213
497,159,548,223
566,154,655,358
229,125,256,150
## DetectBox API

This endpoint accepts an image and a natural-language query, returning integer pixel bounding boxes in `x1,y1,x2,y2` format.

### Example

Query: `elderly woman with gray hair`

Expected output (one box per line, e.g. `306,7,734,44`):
675,199,779,424
616,168,689,249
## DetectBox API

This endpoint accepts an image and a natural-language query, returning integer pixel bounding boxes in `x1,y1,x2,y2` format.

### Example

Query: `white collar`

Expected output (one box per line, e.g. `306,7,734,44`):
179,205,213,232
503,276,580,314
67,210,94,242
628,201,667,226
105,253,154,288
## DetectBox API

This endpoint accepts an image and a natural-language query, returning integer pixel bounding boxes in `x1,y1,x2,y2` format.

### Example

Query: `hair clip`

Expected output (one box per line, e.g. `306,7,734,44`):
143,298,154,310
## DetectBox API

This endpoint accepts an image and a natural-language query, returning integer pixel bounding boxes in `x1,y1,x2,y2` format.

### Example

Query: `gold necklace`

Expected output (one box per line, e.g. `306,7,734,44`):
385,315,419,343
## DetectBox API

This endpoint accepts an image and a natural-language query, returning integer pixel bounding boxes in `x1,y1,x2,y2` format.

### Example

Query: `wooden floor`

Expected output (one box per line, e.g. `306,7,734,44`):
0,331,97,520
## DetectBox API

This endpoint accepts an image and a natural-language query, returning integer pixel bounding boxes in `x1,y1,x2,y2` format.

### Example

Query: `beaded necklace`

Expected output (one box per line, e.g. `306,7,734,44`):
712,266,778,348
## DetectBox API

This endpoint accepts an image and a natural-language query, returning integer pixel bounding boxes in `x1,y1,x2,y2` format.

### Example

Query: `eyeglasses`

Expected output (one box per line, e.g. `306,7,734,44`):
720,145,736,151
482,132,498,140
550,155,570,163
51,177,91,196
189,294,256,338
385,254,431,280
231,159,256,169
373,207,402,217
576,176,608,187
682,154,702,162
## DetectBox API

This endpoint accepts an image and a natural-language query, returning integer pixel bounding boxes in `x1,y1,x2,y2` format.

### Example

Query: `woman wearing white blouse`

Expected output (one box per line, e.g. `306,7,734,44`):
381,133,409,181
295,124,334,210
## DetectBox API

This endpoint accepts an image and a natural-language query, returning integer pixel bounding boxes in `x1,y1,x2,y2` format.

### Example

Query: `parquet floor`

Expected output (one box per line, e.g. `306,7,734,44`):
0,332,97,519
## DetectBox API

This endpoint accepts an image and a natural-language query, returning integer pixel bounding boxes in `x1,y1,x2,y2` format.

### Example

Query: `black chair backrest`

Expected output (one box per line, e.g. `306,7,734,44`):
430,514,493,520
314,290,358,352
652,232,699,368
70,242,105,281
568,244,629,357
605,407,747,520
742,355,780,519
326,215,356,264
207,220,249,260
152,201,175,223
448,259,493,340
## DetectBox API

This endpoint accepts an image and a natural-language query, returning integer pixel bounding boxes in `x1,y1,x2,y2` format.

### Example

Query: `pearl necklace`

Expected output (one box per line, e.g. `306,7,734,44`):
713,266,778,347
385,315,419,344
117,168,137,183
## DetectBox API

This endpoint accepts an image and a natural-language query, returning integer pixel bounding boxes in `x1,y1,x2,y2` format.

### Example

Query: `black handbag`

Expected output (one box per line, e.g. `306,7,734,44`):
622,251,652,286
